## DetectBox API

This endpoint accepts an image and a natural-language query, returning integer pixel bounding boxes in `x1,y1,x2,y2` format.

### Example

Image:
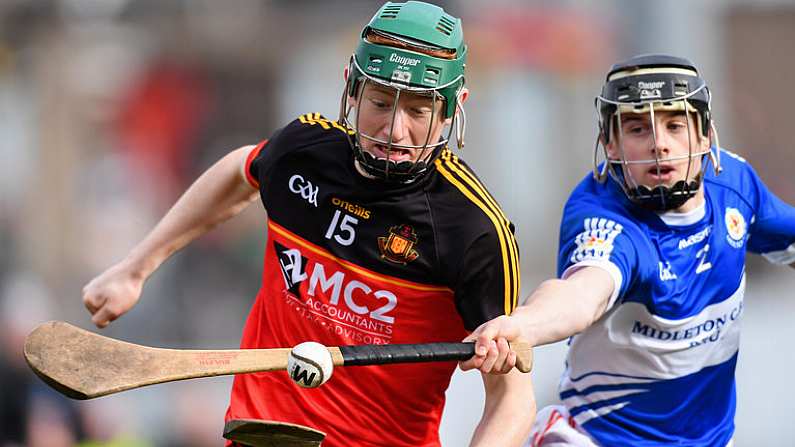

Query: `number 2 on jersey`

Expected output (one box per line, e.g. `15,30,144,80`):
696,243,712,274
325,210,359,246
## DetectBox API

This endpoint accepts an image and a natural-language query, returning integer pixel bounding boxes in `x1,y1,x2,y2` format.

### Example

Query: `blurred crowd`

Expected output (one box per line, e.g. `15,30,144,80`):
1,1,793,446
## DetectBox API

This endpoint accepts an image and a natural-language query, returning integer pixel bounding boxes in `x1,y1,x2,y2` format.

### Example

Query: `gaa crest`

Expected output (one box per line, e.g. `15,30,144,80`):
378,224,419,264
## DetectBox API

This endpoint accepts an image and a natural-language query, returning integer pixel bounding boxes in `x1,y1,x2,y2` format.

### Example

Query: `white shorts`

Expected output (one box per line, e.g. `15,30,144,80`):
524,405,735,447
524,405,596,447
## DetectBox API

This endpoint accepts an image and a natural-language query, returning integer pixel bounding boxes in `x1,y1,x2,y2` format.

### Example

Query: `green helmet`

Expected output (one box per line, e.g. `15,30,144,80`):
340,1,468,183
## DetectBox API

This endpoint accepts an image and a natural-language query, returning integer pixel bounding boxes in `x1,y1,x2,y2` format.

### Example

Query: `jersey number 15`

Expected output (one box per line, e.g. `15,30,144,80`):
325,210,359,246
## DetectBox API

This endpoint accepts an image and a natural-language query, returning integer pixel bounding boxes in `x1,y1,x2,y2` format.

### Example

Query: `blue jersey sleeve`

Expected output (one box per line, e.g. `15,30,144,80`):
557,196,647,307
744,163,795,264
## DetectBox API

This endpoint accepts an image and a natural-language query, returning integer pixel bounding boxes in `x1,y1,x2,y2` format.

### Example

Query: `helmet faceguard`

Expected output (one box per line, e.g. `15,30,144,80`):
339,1,467,183
593,54,722,211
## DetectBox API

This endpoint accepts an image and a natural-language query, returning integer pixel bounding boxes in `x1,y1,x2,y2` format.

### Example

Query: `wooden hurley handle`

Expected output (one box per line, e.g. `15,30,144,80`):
24,321,534,401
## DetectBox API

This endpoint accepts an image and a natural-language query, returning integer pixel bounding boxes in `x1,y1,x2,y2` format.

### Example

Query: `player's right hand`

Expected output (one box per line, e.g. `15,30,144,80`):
82,262,145,328
459,314,528,374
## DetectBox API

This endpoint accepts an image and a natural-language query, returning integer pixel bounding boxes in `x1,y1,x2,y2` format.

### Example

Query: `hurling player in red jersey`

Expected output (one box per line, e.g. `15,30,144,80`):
82,2,535,446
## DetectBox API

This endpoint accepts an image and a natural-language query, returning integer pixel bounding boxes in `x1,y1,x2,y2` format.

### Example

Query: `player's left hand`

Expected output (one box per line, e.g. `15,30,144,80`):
459,315,525,374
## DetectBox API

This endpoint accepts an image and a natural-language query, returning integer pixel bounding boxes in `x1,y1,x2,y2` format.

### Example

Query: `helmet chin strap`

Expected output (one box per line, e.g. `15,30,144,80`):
629,175,702,212
354,149,433,183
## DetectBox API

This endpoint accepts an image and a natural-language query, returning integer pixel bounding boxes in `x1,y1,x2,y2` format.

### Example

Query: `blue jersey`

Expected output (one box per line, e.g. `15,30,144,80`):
556,150,795,446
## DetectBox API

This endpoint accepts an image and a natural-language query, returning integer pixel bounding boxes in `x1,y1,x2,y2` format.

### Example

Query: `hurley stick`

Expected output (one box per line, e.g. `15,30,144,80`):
24,321,533,400
223,419,326,447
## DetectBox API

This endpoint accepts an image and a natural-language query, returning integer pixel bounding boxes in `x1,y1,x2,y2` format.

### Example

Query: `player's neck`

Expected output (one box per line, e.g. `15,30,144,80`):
657,188,706,226
673,186,705,214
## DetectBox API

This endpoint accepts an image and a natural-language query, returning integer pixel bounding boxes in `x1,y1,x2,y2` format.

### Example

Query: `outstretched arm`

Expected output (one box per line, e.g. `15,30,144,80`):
469,368,535,447
461,266,615,372
742,162,795,271
83,145,260,328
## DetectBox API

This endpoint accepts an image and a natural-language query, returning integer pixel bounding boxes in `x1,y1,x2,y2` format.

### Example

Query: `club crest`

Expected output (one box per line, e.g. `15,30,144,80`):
378,224,419,264
724,208,746,248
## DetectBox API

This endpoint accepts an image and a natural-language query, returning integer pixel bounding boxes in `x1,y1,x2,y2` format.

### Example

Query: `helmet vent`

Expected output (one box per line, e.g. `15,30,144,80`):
380,5,403,19
423,67,440,85
436,15,455,35
674,81,689,97
616,84,631,101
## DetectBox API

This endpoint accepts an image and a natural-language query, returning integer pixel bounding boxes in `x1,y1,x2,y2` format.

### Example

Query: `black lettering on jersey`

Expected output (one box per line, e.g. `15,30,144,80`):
275,241,307,297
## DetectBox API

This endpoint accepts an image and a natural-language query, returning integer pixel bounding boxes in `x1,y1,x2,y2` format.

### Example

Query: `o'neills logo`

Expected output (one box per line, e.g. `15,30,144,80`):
389,53,421,66
378,224,420,264
331,197,371,219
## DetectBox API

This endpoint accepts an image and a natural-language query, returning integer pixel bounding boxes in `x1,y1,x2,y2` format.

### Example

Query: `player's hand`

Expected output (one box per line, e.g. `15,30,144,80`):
82,261,145,328
459,315,526,374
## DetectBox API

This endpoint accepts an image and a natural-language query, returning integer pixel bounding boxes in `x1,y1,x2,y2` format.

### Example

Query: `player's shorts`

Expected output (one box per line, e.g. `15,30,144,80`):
524,405,596,447
524,405,736,447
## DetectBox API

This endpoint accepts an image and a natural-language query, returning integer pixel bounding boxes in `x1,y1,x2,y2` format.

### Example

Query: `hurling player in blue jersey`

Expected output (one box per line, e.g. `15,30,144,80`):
461,54,795,446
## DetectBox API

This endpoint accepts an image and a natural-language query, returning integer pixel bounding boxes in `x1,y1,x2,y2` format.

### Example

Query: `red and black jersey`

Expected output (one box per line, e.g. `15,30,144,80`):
226,113,520,447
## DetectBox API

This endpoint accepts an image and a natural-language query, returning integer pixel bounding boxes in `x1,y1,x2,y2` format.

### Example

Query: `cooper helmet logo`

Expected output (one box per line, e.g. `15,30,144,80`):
638,81,665,89
378,224,420,264
389,53,421,66
638,80,665,100
289,174,319,207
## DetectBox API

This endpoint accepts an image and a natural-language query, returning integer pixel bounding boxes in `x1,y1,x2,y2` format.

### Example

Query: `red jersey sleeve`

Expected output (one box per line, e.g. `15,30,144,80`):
244,140,268,189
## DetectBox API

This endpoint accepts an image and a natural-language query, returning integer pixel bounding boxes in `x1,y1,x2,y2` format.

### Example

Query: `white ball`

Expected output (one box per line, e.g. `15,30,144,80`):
288,341,333,388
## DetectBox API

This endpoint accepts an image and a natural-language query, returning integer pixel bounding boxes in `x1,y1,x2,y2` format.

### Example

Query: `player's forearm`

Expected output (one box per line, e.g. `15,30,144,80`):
123,146,259,278
470,370,535,447
513,269,613,347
